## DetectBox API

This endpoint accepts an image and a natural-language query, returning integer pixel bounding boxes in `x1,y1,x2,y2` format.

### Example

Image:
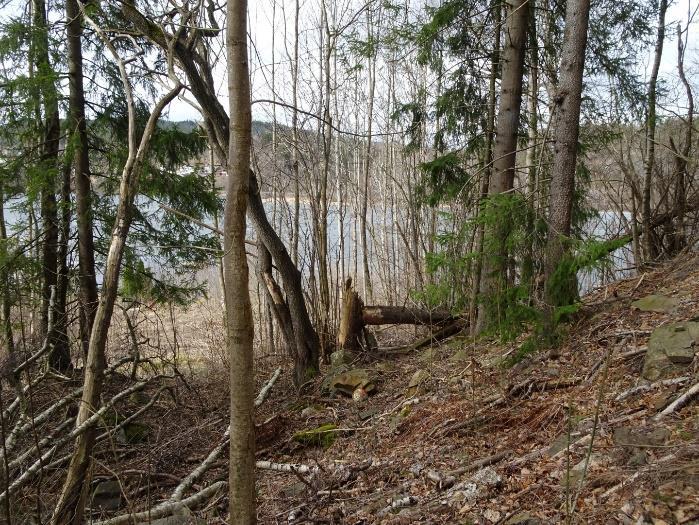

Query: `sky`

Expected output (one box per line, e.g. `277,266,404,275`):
162,0,699,123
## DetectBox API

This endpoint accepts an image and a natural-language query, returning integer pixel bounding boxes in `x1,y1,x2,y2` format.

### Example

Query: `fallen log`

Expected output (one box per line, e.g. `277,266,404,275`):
338,279,465,352
362,306,454,326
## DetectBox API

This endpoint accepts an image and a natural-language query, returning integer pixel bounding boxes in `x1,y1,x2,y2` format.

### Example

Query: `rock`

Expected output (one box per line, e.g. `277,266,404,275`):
129,391,150,404
642,322,698,380
140,507,206,525
561,454,603,488
628,450,647,467
329,349,354,368
327,368,375,397
613,426,670,448
91,480,122,511
409,463,424,476
300,405,324,418
504,511,541,525
483,509,501,522
352,387,368,402
407,369,430,397
118,422,150,444
447,467,502,506
292,423,337,448
450,349,470,362
471,467,501,488
281,481,307,497
632,294,679,313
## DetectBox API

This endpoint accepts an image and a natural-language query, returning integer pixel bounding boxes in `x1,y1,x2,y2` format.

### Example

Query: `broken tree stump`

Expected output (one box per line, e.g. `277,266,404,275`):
338,279,365,352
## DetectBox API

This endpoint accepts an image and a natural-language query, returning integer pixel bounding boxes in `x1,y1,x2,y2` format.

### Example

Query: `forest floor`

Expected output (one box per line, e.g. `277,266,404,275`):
11,254,699,524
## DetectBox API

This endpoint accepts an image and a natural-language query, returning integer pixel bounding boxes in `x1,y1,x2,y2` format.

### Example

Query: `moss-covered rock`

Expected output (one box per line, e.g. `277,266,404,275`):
632,294,679,313
292,423,338,448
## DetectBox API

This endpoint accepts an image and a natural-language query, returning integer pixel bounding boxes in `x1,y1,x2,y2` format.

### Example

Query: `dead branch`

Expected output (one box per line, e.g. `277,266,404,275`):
170,367,282,501
653,378,699,420
446,450,511,477
601,452,677,500
255,367,282,407
92,480,228,525
377,495,418,517
615,376,690,402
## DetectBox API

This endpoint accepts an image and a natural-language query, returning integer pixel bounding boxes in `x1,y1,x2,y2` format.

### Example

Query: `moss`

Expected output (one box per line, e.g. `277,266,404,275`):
292,423,338,448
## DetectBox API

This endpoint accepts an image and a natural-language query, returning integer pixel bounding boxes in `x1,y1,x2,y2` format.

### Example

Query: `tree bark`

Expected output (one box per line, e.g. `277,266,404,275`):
67,0,99,358
641,0,668,262
225,0,256,520
543,0,591,316
31,0,69,370
476,0,529,333
469,0,501,331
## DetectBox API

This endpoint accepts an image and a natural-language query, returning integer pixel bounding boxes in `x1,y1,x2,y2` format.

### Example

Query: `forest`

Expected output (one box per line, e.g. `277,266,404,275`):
0,0,697,522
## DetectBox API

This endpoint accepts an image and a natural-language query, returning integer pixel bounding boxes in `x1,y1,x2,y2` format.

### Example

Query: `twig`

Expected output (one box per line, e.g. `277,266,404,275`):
601,453,677,500
170,368,282,501
377,495,418,517
615,376,689,402
446,450,511,477
653,379,699,420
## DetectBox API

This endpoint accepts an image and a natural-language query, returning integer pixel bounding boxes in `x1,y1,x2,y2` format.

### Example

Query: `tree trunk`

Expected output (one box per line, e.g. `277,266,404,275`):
641,0,668,262
476,0,529,333
469,0,501,331
225,0,256,520
543,0,591,320
50,17,181,518
670,23,693,254
338,280,364,352
248,173,320,383
67,0,99,358
522,0,538,291
31,0,68,370
122,1,321,381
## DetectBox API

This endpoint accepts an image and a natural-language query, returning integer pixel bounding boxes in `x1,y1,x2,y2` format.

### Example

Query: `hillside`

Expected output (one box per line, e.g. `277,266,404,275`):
12,254,698,523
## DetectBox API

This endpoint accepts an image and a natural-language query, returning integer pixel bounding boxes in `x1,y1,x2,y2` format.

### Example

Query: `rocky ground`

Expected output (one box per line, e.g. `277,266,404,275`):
10,255,699,524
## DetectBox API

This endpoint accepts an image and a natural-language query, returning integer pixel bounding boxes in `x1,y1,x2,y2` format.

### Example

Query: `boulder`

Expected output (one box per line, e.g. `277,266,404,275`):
292,423,338,448
632,294,679,313
642,322,699,380
407,369,430,397
329,349,354,368
447,467,502,505
91,480,122,511
327,368,375,397
613,426,670,448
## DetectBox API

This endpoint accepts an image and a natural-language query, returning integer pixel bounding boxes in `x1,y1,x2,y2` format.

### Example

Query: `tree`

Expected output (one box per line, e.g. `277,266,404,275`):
543,0,592,324
30,0,71,370
122,1,321,384
66,0,99,358
225,0,256,521
641,0,668,261
475,0,530,334
50,7,182,519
